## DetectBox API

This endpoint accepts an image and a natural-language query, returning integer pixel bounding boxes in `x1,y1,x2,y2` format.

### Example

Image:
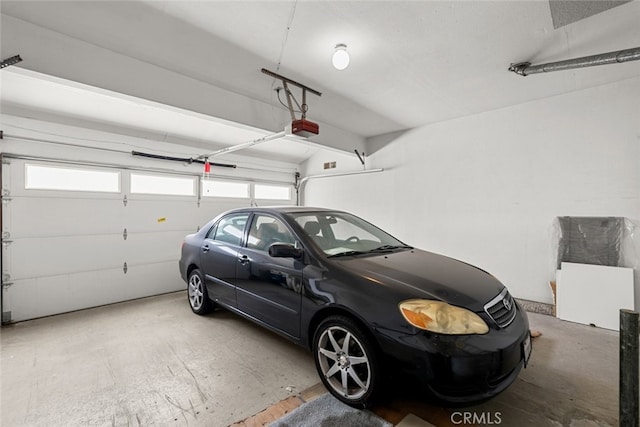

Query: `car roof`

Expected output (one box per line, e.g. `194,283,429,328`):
222,206,340,215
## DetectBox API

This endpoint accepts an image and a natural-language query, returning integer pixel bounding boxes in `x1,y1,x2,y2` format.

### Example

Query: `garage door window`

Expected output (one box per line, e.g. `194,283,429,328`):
254,184,291,201
25,164,120,193
202,180,249,198
131,173,194,196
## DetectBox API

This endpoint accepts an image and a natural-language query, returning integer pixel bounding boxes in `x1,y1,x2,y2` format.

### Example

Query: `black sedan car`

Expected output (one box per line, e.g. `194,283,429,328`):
179,207,531,406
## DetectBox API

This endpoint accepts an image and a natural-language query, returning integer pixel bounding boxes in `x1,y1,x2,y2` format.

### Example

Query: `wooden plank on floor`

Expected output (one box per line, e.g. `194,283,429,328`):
230,395,304,427
299,382,327,402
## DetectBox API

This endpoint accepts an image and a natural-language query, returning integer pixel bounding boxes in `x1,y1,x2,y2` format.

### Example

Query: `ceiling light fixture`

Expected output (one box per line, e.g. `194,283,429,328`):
332,44,350,70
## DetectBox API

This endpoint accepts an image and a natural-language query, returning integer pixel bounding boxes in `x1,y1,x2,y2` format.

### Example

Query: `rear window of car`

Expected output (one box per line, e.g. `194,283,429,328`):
212,214,248,246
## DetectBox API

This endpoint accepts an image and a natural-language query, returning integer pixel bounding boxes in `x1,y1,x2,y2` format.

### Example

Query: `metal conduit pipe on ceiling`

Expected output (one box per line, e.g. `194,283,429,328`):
509,46,640,76
296,168,385,206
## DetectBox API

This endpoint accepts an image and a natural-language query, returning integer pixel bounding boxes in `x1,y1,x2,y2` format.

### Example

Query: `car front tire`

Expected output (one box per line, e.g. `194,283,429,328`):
313,315,380,407
187,269,213,315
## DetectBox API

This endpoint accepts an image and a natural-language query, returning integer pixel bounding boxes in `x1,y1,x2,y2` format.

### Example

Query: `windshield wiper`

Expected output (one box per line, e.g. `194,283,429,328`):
327,250,367,258
328,245,413,258
368,245,414,252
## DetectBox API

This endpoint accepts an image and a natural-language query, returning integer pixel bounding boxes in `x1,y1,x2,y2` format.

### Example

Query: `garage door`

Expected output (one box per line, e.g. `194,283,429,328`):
1,157,294,323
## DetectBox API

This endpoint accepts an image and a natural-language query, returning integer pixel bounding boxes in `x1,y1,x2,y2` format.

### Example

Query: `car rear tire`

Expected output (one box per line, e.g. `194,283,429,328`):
313,315,380,407
187,269,213,315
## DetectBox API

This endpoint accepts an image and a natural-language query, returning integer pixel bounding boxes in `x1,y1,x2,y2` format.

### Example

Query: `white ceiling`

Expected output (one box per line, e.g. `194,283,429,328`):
1,0,639,161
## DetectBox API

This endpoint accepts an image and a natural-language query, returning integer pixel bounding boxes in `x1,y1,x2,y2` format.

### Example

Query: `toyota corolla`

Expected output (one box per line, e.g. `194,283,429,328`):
179,207,531,406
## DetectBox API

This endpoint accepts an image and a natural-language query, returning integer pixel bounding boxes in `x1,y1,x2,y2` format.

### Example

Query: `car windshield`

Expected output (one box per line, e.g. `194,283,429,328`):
289,211,411,257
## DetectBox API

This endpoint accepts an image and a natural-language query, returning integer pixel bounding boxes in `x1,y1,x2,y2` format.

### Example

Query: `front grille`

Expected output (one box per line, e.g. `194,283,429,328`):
484,288,517,328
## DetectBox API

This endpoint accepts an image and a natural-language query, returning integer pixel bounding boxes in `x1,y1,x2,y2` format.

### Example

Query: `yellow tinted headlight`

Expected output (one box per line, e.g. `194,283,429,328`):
399,299,489,335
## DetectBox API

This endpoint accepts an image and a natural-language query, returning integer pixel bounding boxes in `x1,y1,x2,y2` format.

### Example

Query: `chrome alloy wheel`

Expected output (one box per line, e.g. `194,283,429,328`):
188,273,204,310
317,325,371,400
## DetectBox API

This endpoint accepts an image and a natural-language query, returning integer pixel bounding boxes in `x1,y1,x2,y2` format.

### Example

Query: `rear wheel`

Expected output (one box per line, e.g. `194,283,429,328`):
313,315,380,407
187,269,213,315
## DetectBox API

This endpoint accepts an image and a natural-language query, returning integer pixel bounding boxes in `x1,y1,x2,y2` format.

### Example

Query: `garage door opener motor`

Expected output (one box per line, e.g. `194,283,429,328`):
261,68,321,138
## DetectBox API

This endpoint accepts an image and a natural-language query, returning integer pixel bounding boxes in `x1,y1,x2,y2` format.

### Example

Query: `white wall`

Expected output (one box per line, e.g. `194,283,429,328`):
301,76,640,307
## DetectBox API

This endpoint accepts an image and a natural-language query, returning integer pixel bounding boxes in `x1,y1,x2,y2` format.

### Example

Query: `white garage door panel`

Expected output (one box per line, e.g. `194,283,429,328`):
5,262,182,322
7,235,124,279
123,261,184,297
6,197,124,238
123,231,191,264
6,269,123,322
125,198,199,231
1,159,192,323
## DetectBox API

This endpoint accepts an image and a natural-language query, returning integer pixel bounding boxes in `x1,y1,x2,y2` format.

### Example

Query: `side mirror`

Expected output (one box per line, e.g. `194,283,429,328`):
269,243,304,259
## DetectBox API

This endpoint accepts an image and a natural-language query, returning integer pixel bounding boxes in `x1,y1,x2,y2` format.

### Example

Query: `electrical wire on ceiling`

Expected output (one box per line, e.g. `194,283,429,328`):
276,87,302,114
269,1,299,125
274,1,298,76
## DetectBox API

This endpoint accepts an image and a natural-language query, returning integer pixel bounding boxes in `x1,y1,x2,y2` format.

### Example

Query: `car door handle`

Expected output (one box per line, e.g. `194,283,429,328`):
202,245,210,253
238,255,249,265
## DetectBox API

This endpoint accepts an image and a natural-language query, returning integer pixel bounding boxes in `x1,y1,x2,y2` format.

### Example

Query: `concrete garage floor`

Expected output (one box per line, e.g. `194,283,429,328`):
1,292,318,426
459,313,618,427
1,292,619,426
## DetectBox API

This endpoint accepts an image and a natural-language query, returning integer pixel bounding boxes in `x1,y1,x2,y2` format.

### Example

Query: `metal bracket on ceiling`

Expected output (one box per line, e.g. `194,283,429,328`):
282,82,298,121
0,55,22,70
261,68,321,121
354,149,365,167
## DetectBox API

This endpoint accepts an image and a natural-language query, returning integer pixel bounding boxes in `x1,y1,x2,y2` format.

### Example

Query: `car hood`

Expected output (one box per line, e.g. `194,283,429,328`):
333,249,505,311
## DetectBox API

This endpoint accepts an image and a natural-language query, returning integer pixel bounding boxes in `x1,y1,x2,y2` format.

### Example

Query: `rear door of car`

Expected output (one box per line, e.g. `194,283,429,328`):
200,212,249,308
234,213,303,338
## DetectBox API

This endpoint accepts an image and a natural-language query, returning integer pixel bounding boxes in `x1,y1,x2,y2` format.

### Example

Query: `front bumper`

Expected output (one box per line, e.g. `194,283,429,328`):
375,307,530,404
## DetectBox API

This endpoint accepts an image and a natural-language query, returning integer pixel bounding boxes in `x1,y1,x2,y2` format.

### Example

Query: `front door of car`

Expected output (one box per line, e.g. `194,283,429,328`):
235,214,303,338
200,213,249,308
